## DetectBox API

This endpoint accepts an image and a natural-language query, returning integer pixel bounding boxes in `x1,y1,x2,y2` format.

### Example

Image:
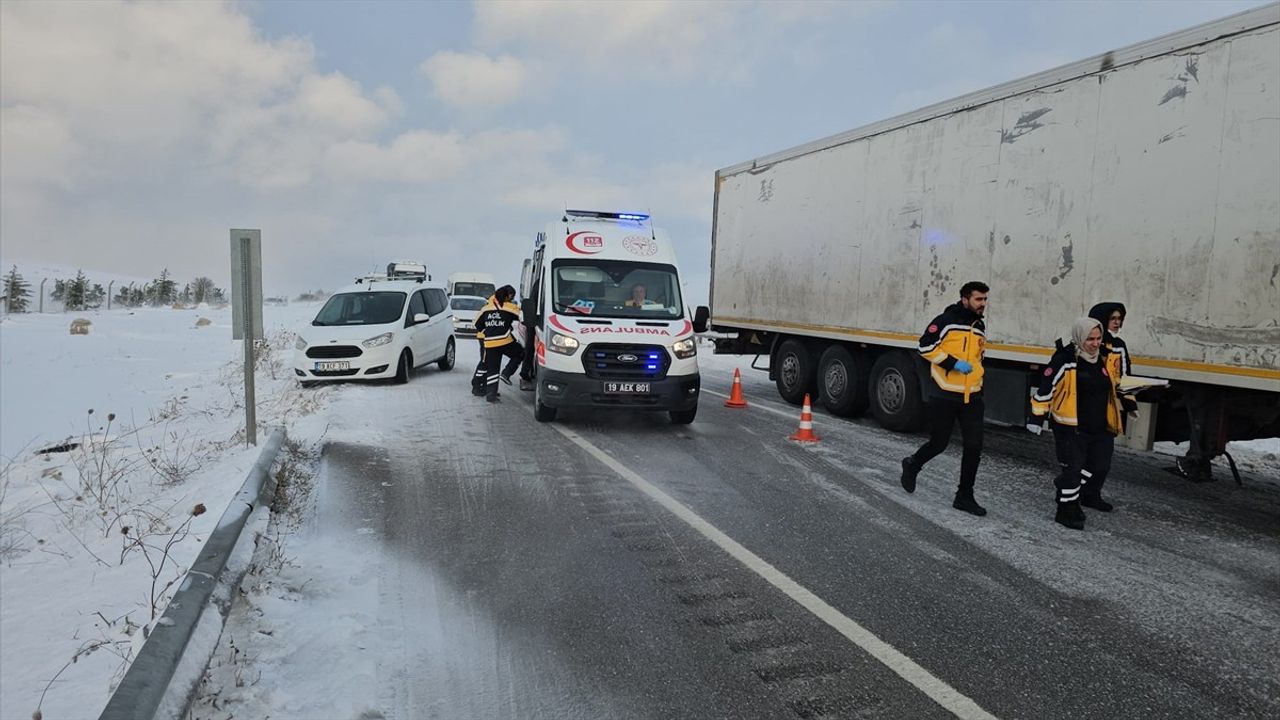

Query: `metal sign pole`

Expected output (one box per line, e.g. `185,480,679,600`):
231,229,263,447
240,236,257,446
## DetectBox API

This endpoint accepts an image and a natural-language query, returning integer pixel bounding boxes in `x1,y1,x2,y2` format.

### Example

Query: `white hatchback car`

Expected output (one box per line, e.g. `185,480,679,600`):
293,278,456,385
448,294,488,337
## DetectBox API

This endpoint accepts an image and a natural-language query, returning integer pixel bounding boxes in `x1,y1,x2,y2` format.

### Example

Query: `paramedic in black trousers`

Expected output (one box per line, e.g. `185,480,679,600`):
474,285,523,403
900,281,990,516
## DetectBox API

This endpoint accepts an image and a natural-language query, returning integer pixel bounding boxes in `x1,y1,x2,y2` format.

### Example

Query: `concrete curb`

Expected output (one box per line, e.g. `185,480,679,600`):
99,428,287,720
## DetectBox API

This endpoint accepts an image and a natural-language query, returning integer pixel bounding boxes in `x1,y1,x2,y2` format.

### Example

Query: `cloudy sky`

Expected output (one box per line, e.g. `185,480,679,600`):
1,0,1267,302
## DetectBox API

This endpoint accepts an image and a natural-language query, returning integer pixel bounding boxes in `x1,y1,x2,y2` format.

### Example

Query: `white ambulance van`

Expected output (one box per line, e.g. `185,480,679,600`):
521,210,700,424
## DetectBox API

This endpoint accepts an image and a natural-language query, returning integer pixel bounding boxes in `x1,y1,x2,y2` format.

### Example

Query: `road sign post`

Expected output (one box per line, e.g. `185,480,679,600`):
230,229,264,446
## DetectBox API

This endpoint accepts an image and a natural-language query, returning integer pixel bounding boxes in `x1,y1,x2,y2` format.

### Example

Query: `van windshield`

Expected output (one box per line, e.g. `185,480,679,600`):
312,292,406,326
452,282,494,298
450,297,486,311
551,261,683,319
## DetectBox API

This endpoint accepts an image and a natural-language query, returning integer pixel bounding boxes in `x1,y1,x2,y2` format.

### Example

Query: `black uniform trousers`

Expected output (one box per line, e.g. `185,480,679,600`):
483,342,523,397
910,394,984,493
1051,425,1114,503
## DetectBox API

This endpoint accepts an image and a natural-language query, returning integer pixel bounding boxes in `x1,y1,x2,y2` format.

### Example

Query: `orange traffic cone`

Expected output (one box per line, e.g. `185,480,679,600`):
724,368,748,408
789,394,820,442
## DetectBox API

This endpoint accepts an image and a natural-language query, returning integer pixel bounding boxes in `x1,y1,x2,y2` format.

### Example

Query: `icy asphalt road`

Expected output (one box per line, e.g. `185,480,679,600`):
196,342,1280,720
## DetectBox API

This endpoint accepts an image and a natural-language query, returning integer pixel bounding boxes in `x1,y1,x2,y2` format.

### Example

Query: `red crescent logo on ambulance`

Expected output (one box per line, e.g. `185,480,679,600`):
675,320,693,337
566,232,604,255
548,315,575,334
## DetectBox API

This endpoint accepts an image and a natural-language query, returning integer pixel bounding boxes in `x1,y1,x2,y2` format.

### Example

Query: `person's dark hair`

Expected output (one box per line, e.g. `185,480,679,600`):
496,284,516,303
960,281,989,298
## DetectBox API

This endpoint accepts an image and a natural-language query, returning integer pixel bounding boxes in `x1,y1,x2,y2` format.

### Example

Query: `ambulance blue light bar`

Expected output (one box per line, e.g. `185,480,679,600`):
565,209,650,222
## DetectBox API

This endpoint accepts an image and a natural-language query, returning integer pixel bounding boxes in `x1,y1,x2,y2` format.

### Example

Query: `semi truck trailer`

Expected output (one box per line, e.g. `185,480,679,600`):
695,4,1280,479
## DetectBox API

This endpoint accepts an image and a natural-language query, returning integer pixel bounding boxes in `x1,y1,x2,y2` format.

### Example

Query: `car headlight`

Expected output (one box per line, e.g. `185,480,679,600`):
673,337,697,359
548,330,579,355
362,332,393,348
295,337,307,351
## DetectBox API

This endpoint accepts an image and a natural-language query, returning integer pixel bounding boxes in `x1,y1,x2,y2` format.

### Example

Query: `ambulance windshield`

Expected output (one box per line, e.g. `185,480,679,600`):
551,261,683,319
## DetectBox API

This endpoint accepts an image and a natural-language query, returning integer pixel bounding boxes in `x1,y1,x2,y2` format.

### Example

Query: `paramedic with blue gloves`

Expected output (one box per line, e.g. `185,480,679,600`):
900,281,990,517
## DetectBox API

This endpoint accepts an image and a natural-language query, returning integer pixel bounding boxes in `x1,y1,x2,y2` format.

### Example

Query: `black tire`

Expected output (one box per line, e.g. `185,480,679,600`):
774,338,816,406
869,351,925,432
394,350,411,384
817,344,870,417
669,406,697,425
438,337,456,371
534,383,557,422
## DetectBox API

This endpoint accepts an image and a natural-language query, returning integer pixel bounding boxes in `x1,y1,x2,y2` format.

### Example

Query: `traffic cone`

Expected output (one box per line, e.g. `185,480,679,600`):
724,368,748,408
789,394,820,442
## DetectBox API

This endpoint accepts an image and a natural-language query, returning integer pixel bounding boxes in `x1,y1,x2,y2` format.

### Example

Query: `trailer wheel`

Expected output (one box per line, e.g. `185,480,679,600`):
774,338,816,406
818,345,869,417
870,352,925,432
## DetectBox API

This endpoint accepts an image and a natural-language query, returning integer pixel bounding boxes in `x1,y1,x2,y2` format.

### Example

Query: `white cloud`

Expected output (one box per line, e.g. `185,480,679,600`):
420,51,530,109
473,1,886,85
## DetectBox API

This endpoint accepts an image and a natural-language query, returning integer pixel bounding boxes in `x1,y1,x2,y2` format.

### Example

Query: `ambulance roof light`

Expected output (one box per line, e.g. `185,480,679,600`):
564,209,650,222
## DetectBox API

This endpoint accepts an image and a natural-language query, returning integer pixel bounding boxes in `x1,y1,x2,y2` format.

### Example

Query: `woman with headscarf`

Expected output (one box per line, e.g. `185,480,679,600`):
1088,301,1131,378
1030,317,1135,529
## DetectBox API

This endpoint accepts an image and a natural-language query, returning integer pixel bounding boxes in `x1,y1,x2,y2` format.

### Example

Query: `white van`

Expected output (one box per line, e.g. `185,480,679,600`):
521,210,700,424
293,275,456,385
447,272,495,300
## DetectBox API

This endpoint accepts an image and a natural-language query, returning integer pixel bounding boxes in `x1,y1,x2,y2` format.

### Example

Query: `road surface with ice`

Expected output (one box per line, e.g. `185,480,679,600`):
194,341,1280,720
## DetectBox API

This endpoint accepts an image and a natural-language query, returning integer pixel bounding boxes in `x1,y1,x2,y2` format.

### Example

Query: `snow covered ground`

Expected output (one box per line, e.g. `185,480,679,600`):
0,301,325,720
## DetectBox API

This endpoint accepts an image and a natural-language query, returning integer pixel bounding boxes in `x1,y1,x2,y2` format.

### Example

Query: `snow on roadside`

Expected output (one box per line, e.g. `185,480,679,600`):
0,302,325,720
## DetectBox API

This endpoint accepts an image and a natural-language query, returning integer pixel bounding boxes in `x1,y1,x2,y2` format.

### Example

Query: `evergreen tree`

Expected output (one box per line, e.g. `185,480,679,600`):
150,268,177,306
65,270,89,311
180,283,193,304
210,287,227,304
87,283,106,309
51,279,66,303
3,266,31,313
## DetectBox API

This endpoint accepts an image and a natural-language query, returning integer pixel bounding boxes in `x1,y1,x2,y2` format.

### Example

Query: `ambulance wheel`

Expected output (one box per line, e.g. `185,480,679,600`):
870,352,925,432
669,407,697,425
774,338,816,406
437,337,456,371
818,345,869,417
534,384,557,422
394,350,411,384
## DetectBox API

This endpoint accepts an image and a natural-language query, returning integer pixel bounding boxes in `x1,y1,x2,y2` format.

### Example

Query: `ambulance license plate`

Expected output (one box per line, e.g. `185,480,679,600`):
603,382,650,394
315,361,350,372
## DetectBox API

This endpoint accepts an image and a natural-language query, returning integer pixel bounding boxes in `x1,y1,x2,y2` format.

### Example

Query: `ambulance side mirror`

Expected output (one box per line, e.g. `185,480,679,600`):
693,306,710,334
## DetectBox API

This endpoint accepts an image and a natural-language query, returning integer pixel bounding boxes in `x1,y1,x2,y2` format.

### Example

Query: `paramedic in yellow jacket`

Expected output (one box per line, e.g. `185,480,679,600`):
1031,317,1136,530
899,281,989,517
474,285,523,403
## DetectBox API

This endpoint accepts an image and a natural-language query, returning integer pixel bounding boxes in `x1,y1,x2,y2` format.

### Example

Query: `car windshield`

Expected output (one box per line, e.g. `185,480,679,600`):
450,297,486,311
551,261,683,319
312,292,406,326
452,282,494,298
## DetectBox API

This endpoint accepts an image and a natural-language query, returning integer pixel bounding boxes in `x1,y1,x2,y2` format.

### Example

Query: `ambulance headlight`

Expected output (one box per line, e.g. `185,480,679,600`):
673,337,697,359
548,330,579,355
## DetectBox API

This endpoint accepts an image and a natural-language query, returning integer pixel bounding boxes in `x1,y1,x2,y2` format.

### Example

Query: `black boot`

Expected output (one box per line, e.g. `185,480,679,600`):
900,457,919,494
952,490,986,517
1080,494,1113,512
1055,501,1085,530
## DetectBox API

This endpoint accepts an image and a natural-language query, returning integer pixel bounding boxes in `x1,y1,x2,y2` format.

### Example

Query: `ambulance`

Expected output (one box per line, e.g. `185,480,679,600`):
522,210,700,424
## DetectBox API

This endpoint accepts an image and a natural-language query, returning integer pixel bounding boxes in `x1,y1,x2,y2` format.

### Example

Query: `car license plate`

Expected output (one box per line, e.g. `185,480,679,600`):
315,361,350,371
603,382,650,394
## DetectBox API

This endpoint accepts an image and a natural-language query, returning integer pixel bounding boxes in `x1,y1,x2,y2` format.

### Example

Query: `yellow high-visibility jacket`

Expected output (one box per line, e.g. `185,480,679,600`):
1031,344,1128,435
474,296,521,349
917,303,986,402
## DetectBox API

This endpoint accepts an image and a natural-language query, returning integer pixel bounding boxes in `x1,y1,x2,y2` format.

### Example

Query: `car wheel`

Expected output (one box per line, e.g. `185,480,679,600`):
438,337,456,371
394,350,411,384
869,351,925,432
669,407,697,425
818,344,870,417
774,338,816,406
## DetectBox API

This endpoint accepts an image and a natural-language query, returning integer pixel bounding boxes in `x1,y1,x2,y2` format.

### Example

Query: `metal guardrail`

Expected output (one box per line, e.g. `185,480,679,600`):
98,427,286,720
